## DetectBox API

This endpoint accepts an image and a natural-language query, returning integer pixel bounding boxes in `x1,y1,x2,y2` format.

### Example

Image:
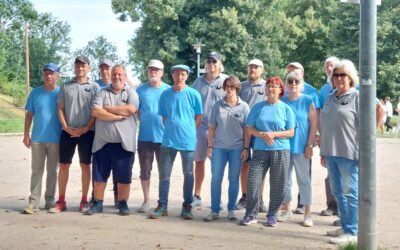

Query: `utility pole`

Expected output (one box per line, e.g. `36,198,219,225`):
192,40,205,77
25,23,30,94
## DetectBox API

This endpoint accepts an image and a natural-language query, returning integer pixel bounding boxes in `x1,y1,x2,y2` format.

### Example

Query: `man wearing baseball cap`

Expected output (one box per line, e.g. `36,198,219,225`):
22,63,62,214
135,59,170,213
95,59,114,88
50,56,100,213
150,64,202,219
192,51,229,209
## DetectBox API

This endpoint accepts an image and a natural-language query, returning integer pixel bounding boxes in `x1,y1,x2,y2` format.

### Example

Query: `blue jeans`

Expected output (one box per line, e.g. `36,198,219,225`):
210,148,242,213
326,156,358,235
157,146,194,208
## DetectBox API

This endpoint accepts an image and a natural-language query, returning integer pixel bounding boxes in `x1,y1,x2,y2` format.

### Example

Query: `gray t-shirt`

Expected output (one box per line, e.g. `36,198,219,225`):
57,79,100,128
209,97,250,149
192,73,229,127
320,88,359,160
92,85,139,153
239,79,266,109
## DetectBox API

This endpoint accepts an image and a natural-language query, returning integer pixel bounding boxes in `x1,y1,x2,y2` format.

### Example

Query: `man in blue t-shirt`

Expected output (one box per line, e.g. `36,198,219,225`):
22,63,62,214
136,59,170,213
149,65,202,220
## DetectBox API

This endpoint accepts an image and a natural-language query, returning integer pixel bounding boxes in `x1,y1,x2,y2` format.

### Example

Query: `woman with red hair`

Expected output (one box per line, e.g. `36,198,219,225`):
240,76,295,227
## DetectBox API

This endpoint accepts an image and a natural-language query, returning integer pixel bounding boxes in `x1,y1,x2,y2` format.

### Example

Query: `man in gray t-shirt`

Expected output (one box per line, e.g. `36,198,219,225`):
85,64,139,216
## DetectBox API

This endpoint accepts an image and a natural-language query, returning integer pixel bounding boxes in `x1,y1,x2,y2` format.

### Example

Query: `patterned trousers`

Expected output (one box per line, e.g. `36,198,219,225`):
245,150,290,218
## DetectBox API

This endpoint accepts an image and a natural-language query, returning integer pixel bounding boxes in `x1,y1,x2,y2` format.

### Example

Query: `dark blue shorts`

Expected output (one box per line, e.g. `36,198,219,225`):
92,143,134,184
59,130,94,164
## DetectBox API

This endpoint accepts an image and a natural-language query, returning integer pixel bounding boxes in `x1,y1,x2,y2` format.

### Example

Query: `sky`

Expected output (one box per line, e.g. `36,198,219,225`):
30,0,140,79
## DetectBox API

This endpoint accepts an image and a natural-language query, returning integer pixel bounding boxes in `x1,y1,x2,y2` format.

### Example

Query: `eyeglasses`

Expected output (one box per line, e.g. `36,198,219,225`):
207,59,218,64
287,79,301,85
332,73,348,79
266,84,281,89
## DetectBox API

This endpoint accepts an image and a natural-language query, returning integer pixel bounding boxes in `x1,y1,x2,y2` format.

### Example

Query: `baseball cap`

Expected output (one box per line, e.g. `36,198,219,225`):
98,59,114,67
287,62,304,71
170,64,191,74
43,63,60,73
75,56,90,65
207,51,221,61
248,59,264,68
147,59,164,70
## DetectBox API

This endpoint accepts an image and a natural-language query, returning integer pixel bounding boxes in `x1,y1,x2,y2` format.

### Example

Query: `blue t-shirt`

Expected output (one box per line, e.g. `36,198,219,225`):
319,82,333,108
159,86,203,151
303,82,321,109
95,79,109,89
245,101,295,151
281,95,313,154
25,86,62,143
136,82,170,143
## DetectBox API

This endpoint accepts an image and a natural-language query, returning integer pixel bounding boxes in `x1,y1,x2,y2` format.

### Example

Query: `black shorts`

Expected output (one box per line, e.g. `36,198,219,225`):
59,130,94,164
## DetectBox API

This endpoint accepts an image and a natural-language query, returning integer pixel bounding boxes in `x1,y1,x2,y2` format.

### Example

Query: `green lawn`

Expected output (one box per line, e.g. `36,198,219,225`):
0,94,25,133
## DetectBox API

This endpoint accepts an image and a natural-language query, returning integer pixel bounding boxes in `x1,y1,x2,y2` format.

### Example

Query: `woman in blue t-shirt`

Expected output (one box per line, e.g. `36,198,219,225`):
280,72,317,227
240,76,295,227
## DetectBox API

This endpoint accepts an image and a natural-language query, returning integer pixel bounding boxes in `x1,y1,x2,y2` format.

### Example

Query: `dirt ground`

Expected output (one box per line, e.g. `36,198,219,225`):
0,135,399,250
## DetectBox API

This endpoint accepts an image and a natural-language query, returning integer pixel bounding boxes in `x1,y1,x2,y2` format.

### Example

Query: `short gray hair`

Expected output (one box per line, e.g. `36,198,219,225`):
330,59,359,88
112,64,127,76
324,56,340,66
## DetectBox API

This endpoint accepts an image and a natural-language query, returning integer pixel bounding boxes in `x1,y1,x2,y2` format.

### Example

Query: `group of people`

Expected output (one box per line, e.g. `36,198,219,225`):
23,52,366,245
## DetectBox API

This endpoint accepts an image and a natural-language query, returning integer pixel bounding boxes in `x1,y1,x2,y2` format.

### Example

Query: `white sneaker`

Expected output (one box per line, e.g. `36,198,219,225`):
303,214,313,227
277,210,292,222
329,234,357,245
191,196,202,210
327,228,344,237
228,210,237,221
293,206,305,214
137,202,151,213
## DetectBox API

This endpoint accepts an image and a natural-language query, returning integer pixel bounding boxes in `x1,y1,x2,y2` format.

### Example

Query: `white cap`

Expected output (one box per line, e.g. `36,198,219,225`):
147,59,164,70
248,59,264,68
287,62,304,71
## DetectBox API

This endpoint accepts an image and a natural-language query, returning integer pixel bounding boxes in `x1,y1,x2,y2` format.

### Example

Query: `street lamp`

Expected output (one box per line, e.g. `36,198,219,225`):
192,40,205,77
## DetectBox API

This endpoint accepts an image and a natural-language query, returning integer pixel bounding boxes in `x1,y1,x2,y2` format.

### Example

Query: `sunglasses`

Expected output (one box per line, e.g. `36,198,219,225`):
287,79,301,85
207,59,218,64
333,73,348,79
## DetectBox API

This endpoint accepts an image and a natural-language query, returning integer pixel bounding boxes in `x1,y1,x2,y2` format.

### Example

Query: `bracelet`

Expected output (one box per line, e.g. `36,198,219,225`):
243,147,249,150
208,146,214,149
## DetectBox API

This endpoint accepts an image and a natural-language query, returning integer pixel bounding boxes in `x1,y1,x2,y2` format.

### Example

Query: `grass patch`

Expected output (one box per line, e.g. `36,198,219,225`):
0,93,25,133
337,242,388,250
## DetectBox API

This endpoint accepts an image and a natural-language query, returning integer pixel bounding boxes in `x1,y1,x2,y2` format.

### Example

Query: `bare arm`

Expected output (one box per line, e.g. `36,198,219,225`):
23,112,34,148
247,125,294,145
57,102,79,137
195,114,202,128
241,127,251,161
104,104,137,117
305,104,318,159
92,106,127,121
376,103,385,128
207,125,216,158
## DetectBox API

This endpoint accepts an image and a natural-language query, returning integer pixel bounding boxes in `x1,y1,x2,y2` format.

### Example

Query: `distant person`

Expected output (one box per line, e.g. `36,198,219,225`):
50,56,99,213
237,59,267,212
95,59,113,88
384,96,393,133
378,99,387,135
192,52,228,209
135,60,170,213
394,97,400,136
149,65,202,220
85,64,139,216
22,63,62,214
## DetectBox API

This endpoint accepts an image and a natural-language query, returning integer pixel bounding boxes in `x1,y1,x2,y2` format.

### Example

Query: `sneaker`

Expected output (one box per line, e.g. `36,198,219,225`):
277,210,292,222
293,206,305,214
327,228,344,237
259,199,268,213
203,212,219,222
149,205,168,219
228,210,237,221
118,200,130,216
79,201,90,213
329,234,357,245
333,219,341,226
180,204,193,220
84,200,103,215
303,214,313,227
236,197,247,210
320,207,334,216
44,202,55,210
265,216,278,227
137,202,151,213
48,201,66,213
240,215,257,225
23,205,39,214
191,196,202,210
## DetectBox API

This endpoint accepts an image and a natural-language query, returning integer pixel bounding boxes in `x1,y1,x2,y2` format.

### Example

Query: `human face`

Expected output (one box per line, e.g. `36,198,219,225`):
325,61,335,77
265,83,282,100
206,59,220,74
224,80,237,97
74,62,90,78
147,67,163,84
286,79,301,95
172,69,188,86
332,68,351,95
111,66,127,91
99,64,112,83
247,64,263,82
42,70,59,87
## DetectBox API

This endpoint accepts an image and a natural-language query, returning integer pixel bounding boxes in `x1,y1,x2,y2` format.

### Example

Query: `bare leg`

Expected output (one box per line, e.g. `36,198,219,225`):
140,179,150,203
194,160,205,196
58,163,70,197
80,163,91,198
118,183,130,201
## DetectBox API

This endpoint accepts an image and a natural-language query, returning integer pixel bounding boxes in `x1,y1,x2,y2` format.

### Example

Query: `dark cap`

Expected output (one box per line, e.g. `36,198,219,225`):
75,56,90,65
98,59,114,67
207,51,221,61
43,63,60,73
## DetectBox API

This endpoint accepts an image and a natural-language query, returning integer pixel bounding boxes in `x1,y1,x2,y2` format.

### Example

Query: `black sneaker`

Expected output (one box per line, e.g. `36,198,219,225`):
236,197,247,210
118,200,130,216
84,200,103,215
